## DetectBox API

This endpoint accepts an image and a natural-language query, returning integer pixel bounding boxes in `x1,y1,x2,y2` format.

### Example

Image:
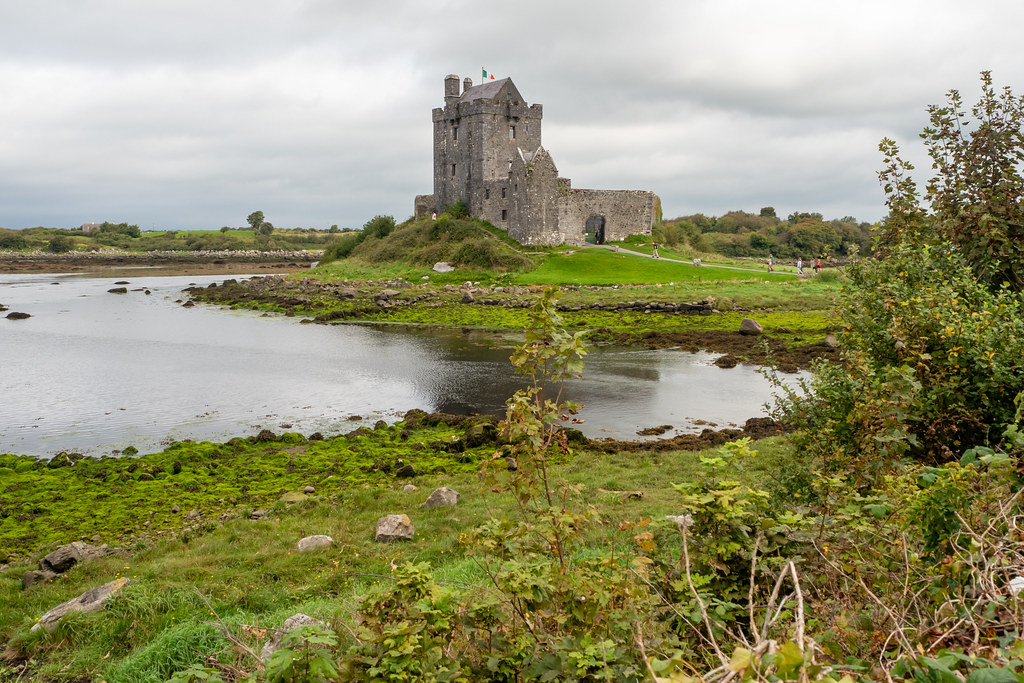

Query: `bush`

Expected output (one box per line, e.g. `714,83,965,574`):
46,235,75,253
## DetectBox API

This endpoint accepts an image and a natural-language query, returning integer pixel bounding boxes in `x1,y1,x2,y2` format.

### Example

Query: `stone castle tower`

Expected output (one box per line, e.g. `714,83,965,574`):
416,75,657,246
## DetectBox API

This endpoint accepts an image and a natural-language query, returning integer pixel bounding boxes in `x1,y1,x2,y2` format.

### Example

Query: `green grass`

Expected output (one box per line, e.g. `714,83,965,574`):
511,248,794,285
0,433,796,681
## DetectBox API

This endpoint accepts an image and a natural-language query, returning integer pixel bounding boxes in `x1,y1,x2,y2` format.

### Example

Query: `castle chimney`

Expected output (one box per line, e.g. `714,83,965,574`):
463,77,473,93
444,74,460,104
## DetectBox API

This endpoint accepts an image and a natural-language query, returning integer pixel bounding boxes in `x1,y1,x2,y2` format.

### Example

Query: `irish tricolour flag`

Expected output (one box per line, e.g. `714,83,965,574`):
482,68,496,80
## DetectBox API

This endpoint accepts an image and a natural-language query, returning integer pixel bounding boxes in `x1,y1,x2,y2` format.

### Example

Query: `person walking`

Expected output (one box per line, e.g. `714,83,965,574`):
814,257,822,274
767,253,774,272
652,242,660,258
797,257,804,276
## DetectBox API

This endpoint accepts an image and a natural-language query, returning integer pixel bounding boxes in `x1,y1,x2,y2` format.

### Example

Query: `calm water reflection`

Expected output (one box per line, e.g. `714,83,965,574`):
0,270,799,457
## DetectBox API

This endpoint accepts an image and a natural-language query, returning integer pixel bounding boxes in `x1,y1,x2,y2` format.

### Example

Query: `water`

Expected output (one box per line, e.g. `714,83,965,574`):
0,270,800,457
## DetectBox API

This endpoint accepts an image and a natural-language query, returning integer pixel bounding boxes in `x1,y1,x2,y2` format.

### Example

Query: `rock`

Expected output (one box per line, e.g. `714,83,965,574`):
824,333,839,348
186,509,200,521
297,535,334,552
22,569,58,589
31,577,130,631
260,613,327,662
113,281,130,285
738,318,763,336
39,541,118,574
432,262,455,273
340,288,357,299
505,457,518,471
377,289,400,299
394,464,416,478
420,487,460,509
171,505,180,514
303,485,315,494
250,509,268,520
375,514,414,542
6,311,31,320
622,491,644,501
107,287,128,294
403,484,418,492
461,292,475,304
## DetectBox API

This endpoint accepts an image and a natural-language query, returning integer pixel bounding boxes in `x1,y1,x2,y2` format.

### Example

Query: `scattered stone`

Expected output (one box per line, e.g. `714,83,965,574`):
824,333,839,348
505,457,518,471
738,318,763,336
394,464,416,478
107,287,128,294
461,292,475,304
403,484,418,492
31,577,131,631
375,514,414,542
39,541,118,574
250,509,268,520
260,613,327,662
171,505,181,514
113,281,130,285
303,485,315,494
432,262,455,273
182,300,195,307
714,355,738,369
420,487,460,509
22,569,58,589
6,311,31,320
254,429,277,442
186,509,200,521
297,535,334,552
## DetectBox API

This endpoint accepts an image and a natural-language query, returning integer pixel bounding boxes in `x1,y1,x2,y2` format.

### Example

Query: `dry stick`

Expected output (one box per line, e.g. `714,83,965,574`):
748,533,763,646
635,622,660,683
788,562,806,654
759,562,793,641
681,522,730,666
195,590,265,671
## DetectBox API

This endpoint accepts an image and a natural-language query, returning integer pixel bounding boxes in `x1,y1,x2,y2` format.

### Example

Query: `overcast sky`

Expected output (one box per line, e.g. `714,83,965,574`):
2,0,1023,231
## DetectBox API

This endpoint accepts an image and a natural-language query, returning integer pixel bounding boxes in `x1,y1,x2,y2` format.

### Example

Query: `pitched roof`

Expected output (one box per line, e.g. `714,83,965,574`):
460,78,512,103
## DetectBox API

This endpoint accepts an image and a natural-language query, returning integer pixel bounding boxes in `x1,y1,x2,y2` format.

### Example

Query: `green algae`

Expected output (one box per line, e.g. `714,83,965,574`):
0,415,499,562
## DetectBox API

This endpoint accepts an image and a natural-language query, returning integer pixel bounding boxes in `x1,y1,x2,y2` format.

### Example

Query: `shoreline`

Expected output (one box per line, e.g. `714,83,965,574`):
0,249,320,274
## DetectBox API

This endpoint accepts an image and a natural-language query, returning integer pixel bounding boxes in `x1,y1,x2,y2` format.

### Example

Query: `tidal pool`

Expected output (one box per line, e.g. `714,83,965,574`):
0,270,802,457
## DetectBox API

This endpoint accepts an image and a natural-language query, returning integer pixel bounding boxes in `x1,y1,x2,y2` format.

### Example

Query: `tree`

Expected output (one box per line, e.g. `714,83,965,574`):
257,221,274,236
922,71,1024,291
246,211,265,232
46,235,74,253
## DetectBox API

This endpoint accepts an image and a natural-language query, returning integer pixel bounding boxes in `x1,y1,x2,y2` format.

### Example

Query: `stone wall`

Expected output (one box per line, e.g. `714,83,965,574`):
560,190,656,243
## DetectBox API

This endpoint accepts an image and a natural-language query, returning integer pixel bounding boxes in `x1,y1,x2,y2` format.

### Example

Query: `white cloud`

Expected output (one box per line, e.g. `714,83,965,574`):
2,0,1023,229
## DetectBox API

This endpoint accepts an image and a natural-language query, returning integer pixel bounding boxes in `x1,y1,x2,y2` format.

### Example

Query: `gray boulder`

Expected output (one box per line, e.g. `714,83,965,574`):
432,262,455,273
420,487,460,509
739,318,763,336
260,613,328,662
297,535,334,552
824,333,839,348
39,541,118,574
31,577,131,631
375,514,414,542
22,569,58,589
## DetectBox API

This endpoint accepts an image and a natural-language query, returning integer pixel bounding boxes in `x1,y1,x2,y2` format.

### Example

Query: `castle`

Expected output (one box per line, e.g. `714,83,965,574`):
415,75,658,246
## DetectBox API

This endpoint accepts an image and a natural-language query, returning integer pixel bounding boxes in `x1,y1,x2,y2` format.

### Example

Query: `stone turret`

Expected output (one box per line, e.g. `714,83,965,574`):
444,74,460,105
463,77,473,93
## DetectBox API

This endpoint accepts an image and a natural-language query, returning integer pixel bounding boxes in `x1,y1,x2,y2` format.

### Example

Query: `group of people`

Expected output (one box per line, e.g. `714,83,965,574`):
767,254,822,276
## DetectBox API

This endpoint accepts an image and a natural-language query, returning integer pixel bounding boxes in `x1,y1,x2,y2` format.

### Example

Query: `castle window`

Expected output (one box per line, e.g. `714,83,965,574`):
451,164,456,177
453,127,458,140
501,187,507,199
485,189,490,199
501,209,507,221
509,125,516,139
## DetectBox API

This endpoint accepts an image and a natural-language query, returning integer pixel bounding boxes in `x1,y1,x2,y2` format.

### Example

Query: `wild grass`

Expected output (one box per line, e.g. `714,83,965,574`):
0,435,795,680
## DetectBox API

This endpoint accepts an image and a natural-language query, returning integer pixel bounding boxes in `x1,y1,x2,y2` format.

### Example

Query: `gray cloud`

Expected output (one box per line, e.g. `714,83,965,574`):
2,0,1023,230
